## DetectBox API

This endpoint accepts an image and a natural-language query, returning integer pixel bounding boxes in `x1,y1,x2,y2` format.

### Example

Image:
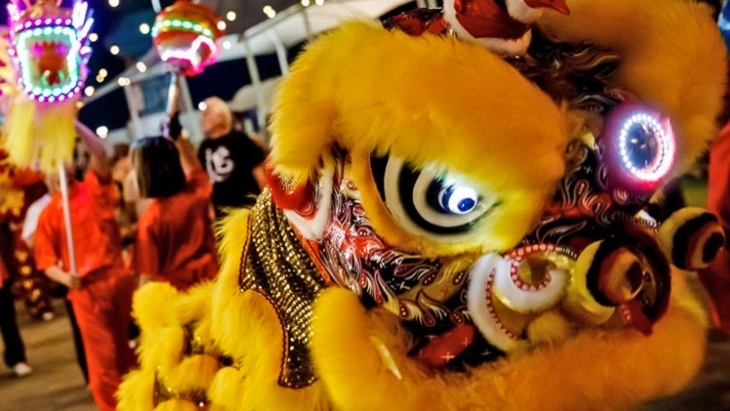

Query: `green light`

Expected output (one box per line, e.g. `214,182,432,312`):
156,19,215,39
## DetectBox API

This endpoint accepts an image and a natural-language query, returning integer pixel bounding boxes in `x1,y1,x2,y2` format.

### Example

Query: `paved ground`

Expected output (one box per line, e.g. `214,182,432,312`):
1,294,730,411
0,299,95,411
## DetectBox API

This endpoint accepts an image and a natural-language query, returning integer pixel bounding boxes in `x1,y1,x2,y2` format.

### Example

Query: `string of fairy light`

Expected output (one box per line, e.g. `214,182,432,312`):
88,0,330,138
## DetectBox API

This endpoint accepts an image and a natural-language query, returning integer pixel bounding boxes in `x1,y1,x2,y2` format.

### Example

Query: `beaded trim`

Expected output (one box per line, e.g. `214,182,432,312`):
238,190,328,388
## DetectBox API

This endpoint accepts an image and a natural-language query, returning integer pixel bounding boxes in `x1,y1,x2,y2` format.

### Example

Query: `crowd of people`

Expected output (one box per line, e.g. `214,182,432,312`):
0,97,266,411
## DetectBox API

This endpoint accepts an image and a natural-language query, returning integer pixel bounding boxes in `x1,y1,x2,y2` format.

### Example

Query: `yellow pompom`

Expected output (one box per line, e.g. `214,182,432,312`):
208,367,246,410
3,100,76,173
154,399,202,411
117,369,156,411
160,354,221,394
133,282,181,330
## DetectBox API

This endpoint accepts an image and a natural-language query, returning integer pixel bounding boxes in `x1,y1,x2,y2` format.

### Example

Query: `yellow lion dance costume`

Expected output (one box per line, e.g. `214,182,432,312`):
120,0,728,410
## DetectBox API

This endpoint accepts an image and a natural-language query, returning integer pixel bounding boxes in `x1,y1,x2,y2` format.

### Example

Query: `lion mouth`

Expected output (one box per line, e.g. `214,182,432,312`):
34,40,70,86
17,26,78,99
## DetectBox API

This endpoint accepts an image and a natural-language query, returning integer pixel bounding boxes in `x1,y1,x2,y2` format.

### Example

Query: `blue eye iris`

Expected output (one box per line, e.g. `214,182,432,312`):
439,185,479,215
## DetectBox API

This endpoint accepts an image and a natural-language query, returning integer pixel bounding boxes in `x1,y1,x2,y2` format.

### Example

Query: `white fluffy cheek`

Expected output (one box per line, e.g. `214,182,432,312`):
506,0,542,22
284,163,334,241
467,250,569,352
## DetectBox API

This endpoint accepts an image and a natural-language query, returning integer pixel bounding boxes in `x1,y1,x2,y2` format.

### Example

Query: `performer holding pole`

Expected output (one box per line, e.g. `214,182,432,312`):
57,162,78,279
1,2,135,410
35,121,135,411
2,0,95,288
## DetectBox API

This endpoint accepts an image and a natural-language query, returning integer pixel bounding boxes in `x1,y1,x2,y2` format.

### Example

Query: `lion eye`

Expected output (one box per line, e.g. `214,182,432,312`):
370,154,496,237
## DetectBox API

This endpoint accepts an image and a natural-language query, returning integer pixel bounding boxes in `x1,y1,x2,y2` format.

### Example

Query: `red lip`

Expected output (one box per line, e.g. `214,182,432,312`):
523,0,570,15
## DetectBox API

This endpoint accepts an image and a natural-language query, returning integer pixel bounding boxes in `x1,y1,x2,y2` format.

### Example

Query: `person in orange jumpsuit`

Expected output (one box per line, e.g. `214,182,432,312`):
131,133,219,291
34,121,135,411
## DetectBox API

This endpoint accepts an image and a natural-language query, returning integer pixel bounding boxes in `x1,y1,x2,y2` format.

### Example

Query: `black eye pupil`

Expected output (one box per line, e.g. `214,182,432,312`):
627,123,659,169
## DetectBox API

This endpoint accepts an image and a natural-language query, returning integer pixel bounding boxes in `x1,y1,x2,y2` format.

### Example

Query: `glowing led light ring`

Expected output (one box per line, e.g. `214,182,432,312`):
617,112,675,183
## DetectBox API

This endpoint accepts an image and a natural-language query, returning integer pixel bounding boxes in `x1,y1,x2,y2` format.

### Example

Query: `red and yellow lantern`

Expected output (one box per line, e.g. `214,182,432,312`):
152,0,225,76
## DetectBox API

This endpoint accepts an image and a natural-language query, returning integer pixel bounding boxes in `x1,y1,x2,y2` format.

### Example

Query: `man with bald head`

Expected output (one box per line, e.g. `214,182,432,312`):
198,97,266,218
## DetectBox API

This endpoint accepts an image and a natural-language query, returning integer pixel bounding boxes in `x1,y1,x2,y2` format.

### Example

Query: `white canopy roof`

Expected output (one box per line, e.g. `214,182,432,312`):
86,0,410,104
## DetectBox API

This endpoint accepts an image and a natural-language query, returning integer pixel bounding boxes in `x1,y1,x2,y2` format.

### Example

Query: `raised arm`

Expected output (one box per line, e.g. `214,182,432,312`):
175,137,203,176
75,121,111,181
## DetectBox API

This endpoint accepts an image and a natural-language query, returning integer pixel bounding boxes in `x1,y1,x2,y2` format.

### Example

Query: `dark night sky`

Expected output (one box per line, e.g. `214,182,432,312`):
1,0,417,132
1,0,297,131
76,0,289,131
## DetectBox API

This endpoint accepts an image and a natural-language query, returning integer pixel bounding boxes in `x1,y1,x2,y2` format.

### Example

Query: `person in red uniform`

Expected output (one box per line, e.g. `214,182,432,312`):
34,121,135,411
131,131,219,291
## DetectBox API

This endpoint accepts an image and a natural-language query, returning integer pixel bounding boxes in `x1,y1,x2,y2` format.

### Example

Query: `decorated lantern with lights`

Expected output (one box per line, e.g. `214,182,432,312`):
8,0,92,104
2,0,93,172
152,0,225,76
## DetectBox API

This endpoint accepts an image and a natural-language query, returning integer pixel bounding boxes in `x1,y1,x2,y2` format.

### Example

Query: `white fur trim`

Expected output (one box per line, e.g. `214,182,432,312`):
478,31,532,56
442,0,477,42
283,163,334,241
506,0,542,23
443,0,535,56
467,254,521,352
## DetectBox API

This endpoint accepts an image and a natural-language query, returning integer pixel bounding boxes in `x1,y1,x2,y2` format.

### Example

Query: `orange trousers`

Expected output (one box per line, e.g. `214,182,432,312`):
68,267,135,411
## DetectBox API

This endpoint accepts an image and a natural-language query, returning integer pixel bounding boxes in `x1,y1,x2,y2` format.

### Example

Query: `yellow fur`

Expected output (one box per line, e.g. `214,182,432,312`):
272,22,568,187
207,208,332,410
117,369,156,411
538,0,727,175
312,271,707,411
123,281,223,410
155,399,202,411
271,22,570,255
525,309,577,346
208,367,247,411
209,209,252,360
175,282,216,326
132,282,181,331
121,1,722,409
2,99,77,172
161,355,221,394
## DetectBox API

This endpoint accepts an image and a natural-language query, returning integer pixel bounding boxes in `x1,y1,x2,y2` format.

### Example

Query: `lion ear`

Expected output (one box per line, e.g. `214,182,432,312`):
267,24,359,186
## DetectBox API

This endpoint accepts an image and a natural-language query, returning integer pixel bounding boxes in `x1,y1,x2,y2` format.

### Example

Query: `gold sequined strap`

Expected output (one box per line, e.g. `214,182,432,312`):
238,190,328,388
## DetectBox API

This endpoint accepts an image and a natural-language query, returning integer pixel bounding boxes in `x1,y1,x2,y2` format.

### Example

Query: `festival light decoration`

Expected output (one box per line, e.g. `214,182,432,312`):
152,0,225,76
2,0,93,173
601,104,675,193
8,0,93,103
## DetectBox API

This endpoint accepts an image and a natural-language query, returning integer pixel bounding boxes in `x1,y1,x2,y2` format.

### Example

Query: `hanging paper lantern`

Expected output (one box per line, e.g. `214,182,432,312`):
152,0,225,76
2,0,93,172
